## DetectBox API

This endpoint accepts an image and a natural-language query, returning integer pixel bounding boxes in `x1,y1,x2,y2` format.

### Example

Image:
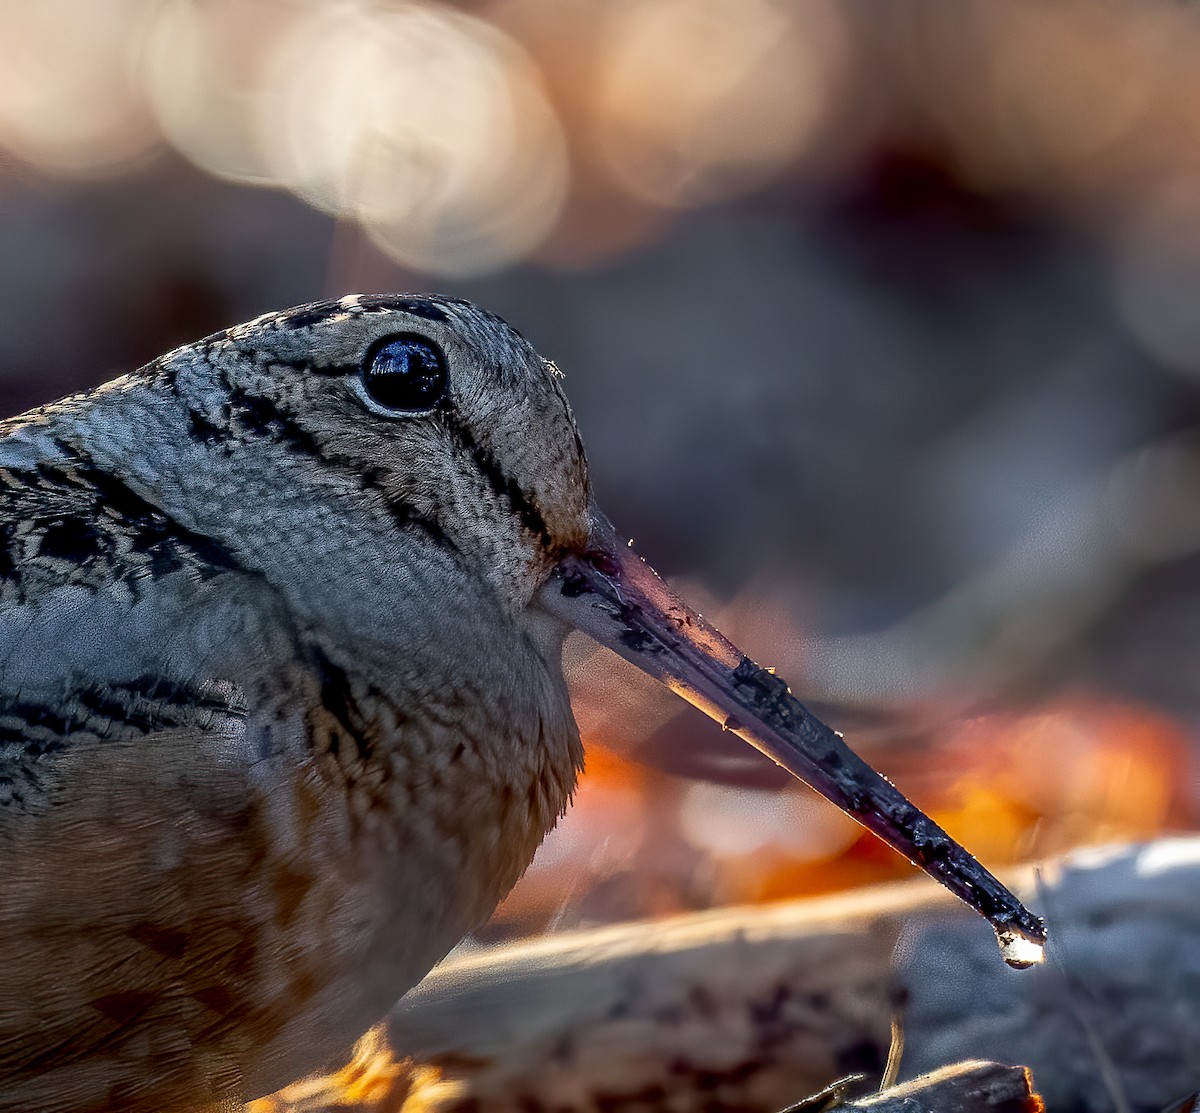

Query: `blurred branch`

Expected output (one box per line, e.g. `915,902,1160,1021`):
814,1061,1040,1113
260,838,1200,1112
257,880,931,1113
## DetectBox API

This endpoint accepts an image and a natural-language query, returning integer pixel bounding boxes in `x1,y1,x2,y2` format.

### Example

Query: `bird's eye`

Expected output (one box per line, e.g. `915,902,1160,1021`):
361,334,448,413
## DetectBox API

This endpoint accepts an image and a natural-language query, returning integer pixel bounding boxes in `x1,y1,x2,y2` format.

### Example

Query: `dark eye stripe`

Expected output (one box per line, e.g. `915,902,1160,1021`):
439,413,556,554
183,388,456,551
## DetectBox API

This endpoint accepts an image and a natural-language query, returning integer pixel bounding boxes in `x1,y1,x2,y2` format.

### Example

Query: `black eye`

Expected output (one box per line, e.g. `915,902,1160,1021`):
361,334,448,413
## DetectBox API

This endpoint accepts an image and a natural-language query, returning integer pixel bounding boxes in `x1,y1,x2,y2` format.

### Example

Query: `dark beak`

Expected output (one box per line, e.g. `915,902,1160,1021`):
537,507,1045,968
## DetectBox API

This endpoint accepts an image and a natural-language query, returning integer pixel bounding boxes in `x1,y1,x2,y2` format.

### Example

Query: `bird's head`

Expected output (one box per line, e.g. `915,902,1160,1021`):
162,293,590,616
145,293,1044,966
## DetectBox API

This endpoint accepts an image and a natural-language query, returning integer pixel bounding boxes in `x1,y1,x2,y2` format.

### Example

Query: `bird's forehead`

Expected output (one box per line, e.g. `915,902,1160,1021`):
225,294,540,384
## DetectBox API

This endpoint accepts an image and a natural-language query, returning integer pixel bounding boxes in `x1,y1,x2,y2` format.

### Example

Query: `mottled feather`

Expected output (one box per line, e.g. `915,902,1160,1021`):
0,295,587,1109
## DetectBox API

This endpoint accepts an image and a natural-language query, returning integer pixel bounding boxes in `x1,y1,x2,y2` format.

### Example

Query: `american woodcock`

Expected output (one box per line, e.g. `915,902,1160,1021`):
0,295,1044,1112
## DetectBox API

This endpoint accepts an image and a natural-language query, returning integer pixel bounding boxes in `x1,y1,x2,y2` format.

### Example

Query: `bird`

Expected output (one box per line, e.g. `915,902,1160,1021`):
0,294,1044,1112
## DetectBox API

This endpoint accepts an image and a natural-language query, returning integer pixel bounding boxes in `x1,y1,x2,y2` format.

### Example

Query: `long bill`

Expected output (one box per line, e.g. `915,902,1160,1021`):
537,507,1046,968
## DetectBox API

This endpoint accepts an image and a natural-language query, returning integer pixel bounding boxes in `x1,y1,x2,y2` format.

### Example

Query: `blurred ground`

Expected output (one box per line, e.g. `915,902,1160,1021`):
3,0,1200,936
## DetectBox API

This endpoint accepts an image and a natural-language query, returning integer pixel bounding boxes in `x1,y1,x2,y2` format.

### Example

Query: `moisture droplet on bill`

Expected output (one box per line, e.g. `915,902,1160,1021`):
996,925,1047,970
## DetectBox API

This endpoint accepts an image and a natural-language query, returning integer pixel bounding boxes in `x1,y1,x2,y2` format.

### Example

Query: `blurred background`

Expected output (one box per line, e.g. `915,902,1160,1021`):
3,0,1200,938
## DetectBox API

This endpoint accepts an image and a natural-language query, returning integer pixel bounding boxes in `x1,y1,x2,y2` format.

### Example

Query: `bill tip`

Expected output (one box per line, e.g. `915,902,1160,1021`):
995,923,1047,970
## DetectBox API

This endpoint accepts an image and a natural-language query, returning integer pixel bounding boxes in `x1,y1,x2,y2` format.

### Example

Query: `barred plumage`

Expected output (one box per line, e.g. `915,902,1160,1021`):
0,294,1042,1111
